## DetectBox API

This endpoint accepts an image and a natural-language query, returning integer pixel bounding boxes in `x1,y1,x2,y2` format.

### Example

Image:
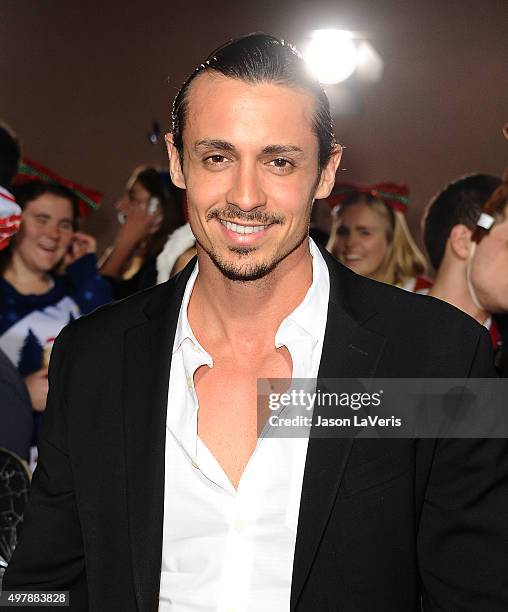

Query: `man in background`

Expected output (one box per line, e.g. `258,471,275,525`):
423,172,508,375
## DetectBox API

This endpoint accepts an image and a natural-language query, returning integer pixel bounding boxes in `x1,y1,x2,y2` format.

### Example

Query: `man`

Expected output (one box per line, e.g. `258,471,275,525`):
3,34,508,611
422,173,508,374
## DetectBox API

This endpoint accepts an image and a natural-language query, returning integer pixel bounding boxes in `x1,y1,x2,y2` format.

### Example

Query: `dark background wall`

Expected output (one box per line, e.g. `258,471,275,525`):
1,0,507,257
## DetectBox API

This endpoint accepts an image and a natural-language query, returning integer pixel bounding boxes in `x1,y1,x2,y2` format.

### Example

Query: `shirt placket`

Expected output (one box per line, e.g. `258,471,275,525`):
216,475,259,612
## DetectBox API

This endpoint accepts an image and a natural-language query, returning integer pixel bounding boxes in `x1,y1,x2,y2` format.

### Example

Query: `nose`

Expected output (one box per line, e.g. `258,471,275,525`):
44,222,60,241
335,230,355,257
344,234,354,249
342,231,359,251
115,194,128,212
226,160,267,212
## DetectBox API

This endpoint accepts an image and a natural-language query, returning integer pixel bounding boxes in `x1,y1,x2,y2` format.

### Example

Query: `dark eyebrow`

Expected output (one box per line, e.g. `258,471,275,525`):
261,144,304,156
193,140,305,157
194,139,236,152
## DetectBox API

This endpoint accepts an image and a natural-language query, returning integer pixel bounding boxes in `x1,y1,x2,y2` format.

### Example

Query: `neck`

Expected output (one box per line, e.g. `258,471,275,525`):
3,252,51,295
188,240,313,355
430,262,489,325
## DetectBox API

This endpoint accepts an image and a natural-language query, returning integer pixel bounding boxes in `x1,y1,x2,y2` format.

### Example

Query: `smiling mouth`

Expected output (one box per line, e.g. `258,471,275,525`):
220,220,268,235
38,244,58,253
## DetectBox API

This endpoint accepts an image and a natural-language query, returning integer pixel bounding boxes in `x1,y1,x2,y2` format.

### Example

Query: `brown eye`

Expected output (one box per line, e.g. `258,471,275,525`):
270,158,294,168
267,158,295,174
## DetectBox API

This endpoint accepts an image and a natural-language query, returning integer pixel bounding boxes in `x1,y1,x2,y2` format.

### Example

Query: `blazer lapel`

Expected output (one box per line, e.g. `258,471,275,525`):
123,265,194,612
122,249,386,609
291,253,387,610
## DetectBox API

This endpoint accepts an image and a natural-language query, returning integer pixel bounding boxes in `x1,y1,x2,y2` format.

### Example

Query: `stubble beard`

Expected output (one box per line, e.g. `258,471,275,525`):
196,200,314,282
204,231,307,282
198,225,310,283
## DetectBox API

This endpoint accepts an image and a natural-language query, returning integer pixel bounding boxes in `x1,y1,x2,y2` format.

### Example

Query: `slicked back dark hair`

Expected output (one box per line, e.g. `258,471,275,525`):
422,174,502,269
171,33,336,172
0,123,21,189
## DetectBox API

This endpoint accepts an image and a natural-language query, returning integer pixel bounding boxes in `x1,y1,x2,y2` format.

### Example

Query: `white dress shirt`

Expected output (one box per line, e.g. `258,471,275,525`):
159,239,330,611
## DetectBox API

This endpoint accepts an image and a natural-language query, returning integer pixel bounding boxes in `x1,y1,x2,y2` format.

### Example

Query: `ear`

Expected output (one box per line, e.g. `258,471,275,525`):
448,224,473,260
165,133,186,189
314,144,342,200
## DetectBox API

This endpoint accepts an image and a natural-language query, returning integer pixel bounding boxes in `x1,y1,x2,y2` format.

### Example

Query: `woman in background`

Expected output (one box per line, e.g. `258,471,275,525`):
100,166,185,299
0,180,112,453
327,183,431,292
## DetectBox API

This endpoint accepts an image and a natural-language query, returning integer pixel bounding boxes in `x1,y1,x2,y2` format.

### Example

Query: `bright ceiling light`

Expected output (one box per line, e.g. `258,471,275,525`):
303,29,358,85
354,41,384,83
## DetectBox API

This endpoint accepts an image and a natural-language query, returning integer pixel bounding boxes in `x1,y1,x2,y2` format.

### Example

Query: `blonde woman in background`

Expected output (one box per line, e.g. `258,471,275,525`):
326,183,431,292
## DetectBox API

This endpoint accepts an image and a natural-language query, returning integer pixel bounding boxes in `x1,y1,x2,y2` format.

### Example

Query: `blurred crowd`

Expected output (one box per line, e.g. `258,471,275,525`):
0,119,507,471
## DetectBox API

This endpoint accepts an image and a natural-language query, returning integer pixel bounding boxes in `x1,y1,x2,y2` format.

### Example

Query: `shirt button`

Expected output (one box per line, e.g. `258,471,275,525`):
191,460,199,469
186,376,193,389
234,520,245,533
192,345,201,353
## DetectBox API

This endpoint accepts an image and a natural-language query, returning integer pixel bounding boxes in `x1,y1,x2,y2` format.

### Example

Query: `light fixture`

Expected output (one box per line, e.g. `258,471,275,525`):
354,41,384,83
303,29,358,85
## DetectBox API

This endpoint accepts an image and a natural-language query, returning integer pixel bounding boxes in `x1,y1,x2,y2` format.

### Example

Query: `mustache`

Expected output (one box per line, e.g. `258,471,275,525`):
206,206,284,225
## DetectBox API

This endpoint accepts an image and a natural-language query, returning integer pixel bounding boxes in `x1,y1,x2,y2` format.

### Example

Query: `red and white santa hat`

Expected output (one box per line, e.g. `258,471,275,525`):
0,185,22,250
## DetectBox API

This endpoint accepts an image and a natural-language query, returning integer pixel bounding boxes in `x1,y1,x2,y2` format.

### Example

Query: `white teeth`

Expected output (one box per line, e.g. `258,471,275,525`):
345,254,362,261
221,220,266,234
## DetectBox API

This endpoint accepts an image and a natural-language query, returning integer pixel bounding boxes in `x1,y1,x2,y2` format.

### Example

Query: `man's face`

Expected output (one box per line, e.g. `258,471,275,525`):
470,204,508,313
168,73,339,281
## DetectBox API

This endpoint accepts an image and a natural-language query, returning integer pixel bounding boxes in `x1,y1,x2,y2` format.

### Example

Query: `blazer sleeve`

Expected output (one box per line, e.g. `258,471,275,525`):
1,324,89,612
418,328,508,610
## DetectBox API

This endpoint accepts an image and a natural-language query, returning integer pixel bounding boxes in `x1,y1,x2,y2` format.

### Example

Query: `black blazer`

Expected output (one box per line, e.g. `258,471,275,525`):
4,249,508,611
